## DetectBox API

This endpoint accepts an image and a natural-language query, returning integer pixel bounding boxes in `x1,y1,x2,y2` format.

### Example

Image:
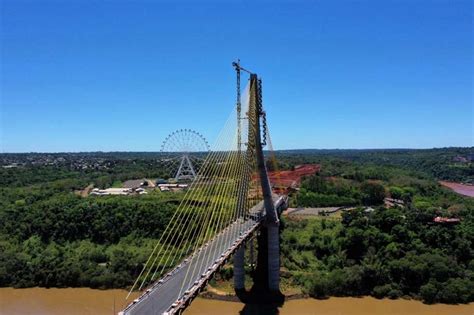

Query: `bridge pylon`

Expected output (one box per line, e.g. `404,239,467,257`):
232,65,284,304
120,64,286,315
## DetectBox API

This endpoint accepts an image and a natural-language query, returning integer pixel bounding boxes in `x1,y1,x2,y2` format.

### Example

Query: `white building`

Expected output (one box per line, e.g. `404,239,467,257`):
90,188,133,196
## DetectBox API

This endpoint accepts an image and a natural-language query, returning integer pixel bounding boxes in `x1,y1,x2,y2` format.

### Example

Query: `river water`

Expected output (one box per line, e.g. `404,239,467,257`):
1,288,473,315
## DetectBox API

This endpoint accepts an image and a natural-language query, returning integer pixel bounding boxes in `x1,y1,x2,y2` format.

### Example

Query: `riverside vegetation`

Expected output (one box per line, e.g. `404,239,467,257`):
0,148,472,304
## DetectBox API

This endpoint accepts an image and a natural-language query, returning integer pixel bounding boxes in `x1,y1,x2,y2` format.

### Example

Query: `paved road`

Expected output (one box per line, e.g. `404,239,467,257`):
121,203,265,315
286,207,340,216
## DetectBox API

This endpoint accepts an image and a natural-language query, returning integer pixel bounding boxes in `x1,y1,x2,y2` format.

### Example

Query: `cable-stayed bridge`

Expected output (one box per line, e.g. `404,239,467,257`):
121,63,287,315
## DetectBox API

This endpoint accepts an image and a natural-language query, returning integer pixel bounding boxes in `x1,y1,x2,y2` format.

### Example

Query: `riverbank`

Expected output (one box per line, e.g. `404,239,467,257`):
187,297,474,315
200,290,306,302
0,287,138,315
1,288,473,315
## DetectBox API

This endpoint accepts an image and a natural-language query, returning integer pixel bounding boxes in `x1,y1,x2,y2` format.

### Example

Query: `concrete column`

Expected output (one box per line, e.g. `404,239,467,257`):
249,237,254,267
233,246,245,290
267,224,280,291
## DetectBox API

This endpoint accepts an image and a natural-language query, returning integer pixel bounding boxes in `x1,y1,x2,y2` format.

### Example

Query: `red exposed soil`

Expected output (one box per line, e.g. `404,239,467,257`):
439,181,474,197
267,164,320,193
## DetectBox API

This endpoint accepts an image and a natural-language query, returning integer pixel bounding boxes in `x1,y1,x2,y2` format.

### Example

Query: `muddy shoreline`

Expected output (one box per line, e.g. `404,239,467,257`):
1,287,473,315
200,290,308,302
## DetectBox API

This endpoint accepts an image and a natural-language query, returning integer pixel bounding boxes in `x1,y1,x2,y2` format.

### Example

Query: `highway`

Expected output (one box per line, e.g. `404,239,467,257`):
121,202,266,315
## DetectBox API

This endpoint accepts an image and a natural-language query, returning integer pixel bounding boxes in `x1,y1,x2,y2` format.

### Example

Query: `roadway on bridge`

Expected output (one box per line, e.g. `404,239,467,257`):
122,215,261,315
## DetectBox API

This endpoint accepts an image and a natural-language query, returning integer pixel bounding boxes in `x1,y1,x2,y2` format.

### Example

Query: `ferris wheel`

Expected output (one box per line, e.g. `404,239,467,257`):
160,129,210,182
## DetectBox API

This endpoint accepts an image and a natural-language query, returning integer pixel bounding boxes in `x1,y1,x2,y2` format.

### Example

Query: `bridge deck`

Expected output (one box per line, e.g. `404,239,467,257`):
121,196,287,315
121,205,264,315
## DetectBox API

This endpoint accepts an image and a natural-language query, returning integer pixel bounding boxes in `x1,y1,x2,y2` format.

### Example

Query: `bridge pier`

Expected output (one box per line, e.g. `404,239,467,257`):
233,224,283,305
233,245,245,290
267,224,280,291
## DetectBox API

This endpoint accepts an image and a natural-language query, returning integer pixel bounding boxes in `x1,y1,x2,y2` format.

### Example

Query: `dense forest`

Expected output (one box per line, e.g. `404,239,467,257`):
295,160,432,208
278,148,474,303
282,177,474,304
275,147,474,183
0,154,181,289
0,148,473,304
0,192,180,288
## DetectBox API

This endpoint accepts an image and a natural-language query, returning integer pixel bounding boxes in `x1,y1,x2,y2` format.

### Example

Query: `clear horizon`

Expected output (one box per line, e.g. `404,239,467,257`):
1,146,473,154
1,1,473,152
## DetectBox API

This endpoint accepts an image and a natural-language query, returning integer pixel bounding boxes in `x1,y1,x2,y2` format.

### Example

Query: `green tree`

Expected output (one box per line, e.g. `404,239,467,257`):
361,182,385,205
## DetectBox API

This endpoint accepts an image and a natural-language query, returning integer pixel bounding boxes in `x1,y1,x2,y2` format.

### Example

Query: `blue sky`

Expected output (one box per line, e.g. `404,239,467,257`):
1,0,472,152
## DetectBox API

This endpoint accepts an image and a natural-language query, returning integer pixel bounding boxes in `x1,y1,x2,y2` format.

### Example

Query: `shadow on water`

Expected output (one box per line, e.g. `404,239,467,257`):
239,303,280,315
236,215,286,315
236,289,284,315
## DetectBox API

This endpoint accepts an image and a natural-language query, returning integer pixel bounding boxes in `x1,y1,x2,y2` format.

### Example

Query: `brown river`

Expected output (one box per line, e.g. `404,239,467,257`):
0,288,473,315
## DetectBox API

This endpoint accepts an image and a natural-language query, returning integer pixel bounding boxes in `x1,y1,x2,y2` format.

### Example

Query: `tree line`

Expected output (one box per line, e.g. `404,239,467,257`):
281,171,474,304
